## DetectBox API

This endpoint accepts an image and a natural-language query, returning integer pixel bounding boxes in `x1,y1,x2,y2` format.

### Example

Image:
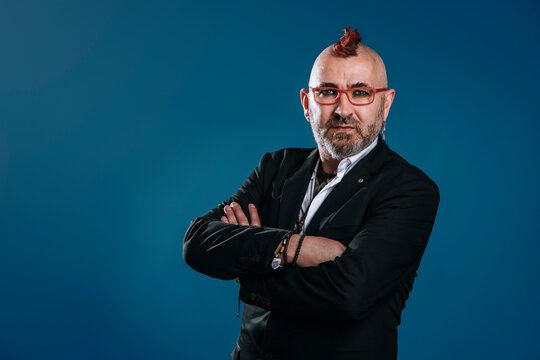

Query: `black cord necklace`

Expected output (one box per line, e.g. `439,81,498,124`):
314,165,337,195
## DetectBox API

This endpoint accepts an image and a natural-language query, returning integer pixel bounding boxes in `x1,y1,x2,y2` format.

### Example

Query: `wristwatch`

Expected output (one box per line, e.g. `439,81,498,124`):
271,257,282,270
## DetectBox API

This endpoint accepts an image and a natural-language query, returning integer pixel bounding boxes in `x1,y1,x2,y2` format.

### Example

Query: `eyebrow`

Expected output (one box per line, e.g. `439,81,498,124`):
350,82,371,88
316,81,371,88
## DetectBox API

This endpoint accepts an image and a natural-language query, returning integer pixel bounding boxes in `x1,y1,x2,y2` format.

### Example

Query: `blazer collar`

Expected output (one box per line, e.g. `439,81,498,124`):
278,134,389,233
277,147,319,230
304,134,389,234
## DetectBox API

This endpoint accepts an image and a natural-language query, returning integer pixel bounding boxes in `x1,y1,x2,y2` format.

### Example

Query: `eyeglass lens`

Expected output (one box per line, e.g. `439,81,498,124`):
314,88,374,105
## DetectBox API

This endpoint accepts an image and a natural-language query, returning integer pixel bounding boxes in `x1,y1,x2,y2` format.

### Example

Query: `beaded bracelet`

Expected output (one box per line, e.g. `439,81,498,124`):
282,232,291,266
272,232,293,269
292,234,305,267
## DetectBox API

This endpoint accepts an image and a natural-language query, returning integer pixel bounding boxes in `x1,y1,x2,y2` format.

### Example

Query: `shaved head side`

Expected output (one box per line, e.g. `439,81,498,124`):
309,31,389,88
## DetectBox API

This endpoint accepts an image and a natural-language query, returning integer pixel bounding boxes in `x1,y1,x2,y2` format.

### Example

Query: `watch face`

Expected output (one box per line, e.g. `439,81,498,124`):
271,257,281,269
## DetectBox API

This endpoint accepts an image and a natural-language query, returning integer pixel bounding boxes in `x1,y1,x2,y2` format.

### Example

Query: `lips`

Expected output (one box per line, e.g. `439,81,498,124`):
331,126,356,130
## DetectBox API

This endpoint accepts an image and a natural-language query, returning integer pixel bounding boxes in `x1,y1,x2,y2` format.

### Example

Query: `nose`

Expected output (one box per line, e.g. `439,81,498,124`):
334,91,354,119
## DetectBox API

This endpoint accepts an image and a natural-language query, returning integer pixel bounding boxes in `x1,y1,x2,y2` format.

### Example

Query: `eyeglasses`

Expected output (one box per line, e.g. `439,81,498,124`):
309,86,387,105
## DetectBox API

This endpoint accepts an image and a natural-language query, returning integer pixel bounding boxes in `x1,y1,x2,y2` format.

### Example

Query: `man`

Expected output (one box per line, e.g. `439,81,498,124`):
183,27,439,360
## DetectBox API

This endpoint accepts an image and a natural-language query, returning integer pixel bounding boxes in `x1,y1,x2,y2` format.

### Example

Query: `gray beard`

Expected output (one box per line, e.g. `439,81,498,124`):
312,100,385,160
317,121,379,159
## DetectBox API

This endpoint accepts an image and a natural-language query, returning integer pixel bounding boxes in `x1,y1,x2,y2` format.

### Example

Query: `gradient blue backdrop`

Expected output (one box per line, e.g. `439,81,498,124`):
1,0,538,359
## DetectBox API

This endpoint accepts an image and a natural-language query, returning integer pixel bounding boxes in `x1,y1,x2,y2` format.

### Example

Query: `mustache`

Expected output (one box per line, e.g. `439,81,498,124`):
325,115,360,129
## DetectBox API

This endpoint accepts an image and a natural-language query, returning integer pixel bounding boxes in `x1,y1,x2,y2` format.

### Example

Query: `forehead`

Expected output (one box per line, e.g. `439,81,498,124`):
310,54,378,87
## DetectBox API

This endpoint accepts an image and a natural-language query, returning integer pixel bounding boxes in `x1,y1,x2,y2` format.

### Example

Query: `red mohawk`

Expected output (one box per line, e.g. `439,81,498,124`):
333,27,362,57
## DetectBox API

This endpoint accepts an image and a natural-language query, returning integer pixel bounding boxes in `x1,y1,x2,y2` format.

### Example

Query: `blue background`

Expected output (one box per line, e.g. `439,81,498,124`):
1,0,538,359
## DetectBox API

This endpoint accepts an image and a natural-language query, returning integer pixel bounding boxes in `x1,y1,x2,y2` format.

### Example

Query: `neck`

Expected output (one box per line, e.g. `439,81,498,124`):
318,150,341,175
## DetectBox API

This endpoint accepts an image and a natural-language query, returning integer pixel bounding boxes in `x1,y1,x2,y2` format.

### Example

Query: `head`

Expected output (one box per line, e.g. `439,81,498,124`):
300,28,396,160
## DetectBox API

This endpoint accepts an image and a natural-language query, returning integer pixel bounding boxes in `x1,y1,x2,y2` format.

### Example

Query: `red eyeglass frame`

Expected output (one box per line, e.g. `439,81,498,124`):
309,86,387,105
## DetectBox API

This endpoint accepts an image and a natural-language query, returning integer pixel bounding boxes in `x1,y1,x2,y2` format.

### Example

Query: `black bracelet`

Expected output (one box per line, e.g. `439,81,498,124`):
292,234,305,267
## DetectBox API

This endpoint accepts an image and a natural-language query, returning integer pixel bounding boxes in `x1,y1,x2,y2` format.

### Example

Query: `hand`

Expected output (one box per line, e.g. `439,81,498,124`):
220,202,261,284
284,234,346,268
221,202,261,226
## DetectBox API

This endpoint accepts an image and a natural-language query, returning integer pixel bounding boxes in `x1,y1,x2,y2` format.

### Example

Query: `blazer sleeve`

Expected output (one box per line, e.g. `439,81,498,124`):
183,152,291,280
239,171,440,321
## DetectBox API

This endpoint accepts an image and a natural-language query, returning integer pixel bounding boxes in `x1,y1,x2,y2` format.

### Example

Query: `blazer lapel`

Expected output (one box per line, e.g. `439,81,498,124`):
277,148,319,230
305,135,389,234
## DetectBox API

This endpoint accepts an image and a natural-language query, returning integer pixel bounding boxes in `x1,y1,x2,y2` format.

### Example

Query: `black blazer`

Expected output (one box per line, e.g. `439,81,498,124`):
183,136,440,360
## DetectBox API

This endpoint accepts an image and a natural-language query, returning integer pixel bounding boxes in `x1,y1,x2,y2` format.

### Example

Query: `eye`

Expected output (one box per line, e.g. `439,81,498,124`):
317,88,338,97
351,88,372,97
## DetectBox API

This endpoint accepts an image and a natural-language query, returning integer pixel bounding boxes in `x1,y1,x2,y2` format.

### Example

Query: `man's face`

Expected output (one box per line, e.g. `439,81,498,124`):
301,53,395,160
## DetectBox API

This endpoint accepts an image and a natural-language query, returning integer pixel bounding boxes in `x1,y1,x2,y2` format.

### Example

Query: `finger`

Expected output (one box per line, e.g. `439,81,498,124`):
223,205,238,225
248,203,261,226
230,202,250,226
220,216,229,223
235,277,241,284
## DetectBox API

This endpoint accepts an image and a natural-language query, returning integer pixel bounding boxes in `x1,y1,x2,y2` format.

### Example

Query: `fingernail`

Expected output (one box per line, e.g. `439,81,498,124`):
230,202,235,207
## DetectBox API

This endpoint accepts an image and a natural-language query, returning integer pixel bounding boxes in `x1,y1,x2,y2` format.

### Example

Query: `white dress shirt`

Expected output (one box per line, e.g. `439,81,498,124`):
297,137,378,234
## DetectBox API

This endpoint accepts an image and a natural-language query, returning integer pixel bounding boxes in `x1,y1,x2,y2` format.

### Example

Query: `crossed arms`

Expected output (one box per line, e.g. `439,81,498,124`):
183,151,440,321
220,201,346,269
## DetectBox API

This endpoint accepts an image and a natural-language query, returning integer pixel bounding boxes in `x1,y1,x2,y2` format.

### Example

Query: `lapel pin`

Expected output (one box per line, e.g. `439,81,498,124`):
358,178,364,183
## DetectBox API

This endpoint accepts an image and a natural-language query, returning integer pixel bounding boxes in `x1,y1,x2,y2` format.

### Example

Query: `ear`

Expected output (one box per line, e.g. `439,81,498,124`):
300,88,310,121
383,89,396,120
